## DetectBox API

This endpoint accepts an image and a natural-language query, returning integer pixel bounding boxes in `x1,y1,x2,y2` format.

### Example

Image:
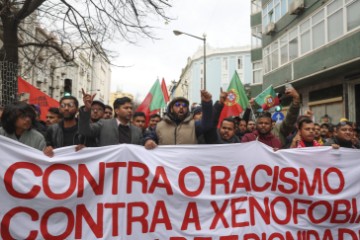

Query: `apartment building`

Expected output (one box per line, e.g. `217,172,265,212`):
251,0,360,122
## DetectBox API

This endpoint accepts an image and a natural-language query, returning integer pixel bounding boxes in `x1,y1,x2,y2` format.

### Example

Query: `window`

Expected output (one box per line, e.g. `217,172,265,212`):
347,0,360,31
274,0,281,22
264,46,271,73
271,41,279,70
222,58,228,70
312,10,325,49
253,61,263,84
262,0,290,31
328,9,343,41
289,29,298,61
327,0,343,41
237,57,243,69
300,19,311,54
281,0,288,15
280,35,288,65
251,25,262,49
251,0,262,14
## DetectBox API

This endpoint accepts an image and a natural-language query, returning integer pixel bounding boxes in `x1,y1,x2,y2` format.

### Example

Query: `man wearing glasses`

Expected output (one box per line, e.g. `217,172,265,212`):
85,100,106,147
43,96,84,157
144,90,213,149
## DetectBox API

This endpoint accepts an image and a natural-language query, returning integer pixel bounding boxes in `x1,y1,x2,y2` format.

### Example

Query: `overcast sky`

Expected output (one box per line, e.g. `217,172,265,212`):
111,0,251,101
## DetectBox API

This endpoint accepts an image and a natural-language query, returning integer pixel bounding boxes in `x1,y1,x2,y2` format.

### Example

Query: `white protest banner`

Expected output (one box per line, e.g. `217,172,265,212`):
1,135,360,239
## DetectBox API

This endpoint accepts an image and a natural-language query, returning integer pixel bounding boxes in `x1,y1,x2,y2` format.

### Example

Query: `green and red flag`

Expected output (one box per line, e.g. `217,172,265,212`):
161,78,170,103
255,85,280,111
218,71,249,127
136,79,167,125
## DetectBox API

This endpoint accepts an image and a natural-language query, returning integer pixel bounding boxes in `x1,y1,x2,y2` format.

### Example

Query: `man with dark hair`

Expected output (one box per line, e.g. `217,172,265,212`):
46,107,62,127
217,117,240,144
242,112,282,149
237,119,248,139
43,96,84,157
79,89,142,146
30,104,47,136
0,102,45,150
148,113,161,129
91,100,105,123
320,123,333,142
325,121,359,149
314,123,325,145
84,100,106,147
144,90,213,149
132,112,146,133
192,106,202,121
103,105,113,119
290,118,321,148
247,120,256,133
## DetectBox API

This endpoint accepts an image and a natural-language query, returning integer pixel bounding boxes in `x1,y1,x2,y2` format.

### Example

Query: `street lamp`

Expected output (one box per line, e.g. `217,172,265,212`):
173,30,207,90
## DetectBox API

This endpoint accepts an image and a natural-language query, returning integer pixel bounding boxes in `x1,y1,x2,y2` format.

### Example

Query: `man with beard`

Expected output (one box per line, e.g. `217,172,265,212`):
79,89,143,146
144,90,213,149
241,112,282,150
84,100,106,147
217,117,240,144
43,96,84,157
314,123,325,145
289,118,321,148
45,107,62,127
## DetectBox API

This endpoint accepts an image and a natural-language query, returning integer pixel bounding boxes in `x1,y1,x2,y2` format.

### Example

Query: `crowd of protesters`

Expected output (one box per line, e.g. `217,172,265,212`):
0,86,359,156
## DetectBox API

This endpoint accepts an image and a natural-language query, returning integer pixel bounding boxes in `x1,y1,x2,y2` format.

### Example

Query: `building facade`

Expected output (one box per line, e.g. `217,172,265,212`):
172,46,253,104
251,0,360,123
1,13,112,105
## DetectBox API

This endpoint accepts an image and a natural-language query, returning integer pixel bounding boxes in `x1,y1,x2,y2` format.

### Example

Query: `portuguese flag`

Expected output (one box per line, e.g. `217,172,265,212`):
254,85,280,111
218,71,249,127
136,79,167,125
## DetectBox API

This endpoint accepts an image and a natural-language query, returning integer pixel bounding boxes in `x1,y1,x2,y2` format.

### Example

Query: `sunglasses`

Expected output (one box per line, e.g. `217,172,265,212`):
174,102,188,108
60,102,76,108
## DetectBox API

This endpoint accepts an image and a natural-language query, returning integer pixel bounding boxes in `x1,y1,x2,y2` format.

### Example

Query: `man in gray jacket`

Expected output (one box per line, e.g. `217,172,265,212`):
79,89,142,146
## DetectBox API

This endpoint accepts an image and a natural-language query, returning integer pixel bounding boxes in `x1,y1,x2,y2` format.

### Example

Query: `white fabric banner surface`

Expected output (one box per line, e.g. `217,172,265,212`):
1,135,360,240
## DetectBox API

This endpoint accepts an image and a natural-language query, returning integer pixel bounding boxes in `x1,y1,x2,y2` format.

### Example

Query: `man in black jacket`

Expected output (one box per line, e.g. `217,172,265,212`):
43,96,84,157
324,121,359,149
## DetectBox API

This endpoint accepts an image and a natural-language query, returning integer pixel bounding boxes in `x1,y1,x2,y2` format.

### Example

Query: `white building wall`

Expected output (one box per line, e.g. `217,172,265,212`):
178,46,252,104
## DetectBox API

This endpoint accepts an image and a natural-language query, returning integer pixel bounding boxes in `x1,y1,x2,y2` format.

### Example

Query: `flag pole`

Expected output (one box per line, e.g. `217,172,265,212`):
248,101,257,122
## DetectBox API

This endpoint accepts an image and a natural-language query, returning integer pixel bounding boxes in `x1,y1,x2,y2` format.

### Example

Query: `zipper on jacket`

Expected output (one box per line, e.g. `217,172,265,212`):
174,126,177,145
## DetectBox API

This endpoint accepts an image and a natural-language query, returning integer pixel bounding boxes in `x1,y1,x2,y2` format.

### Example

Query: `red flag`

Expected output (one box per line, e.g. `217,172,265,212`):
136,79,167,126
218,72,249,128
18,77,59,121
161,78,170,103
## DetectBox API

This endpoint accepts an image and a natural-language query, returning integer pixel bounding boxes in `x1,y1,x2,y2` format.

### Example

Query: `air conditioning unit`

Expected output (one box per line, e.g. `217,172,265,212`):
289,0,305,15
265,22,276,35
